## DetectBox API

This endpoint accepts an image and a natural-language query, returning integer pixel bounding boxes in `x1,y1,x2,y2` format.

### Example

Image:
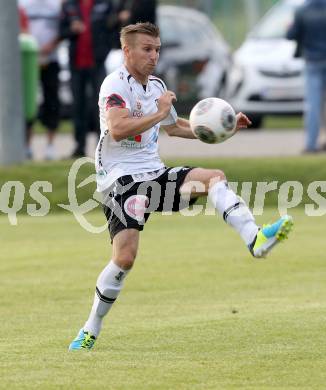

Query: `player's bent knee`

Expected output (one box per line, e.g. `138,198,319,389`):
208,169,226,187
115,252,137,270
214,169,226,180
113,229,139,270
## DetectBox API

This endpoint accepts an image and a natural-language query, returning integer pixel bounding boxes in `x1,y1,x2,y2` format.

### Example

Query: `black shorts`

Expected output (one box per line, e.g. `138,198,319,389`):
102,167,197,241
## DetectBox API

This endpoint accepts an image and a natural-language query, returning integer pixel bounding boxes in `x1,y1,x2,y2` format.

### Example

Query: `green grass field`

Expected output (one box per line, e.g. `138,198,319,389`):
1,156,326,215
1,207,326,389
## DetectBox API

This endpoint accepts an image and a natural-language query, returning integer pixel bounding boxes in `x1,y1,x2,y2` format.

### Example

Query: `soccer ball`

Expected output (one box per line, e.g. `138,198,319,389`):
189,97,237,144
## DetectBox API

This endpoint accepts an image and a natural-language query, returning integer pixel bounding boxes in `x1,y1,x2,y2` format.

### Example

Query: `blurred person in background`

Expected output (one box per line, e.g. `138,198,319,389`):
287,0,326,153
60,0,116,158
105,0,157,73
19,0,62,160
118,0,157,25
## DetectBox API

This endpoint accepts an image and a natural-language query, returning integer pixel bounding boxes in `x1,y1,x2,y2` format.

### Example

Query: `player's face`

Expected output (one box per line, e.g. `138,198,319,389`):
125,34,161,79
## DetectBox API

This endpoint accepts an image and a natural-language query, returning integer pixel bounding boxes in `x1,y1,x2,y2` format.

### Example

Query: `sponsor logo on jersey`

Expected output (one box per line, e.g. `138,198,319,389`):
106,94,126,110
132,110,144,118
136,100,142,110
127,135,142,143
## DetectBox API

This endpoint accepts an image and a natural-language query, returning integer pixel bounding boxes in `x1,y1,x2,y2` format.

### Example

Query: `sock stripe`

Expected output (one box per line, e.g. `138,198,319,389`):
96,287,116,304
223,202,241,222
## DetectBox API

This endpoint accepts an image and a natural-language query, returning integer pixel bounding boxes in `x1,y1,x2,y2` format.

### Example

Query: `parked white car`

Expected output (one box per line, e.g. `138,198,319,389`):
227,0,304,128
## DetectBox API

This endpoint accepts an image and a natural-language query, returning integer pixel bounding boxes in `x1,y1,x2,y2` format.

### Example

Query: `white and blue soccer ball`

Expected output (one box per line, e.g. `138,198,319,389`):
189,97,237,144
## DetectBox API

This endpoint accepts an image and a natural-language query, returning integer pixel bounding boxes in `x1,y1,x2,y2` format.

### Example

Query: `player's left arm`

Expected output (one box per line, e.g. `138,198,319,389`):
161,117,197,139
162,113,252,139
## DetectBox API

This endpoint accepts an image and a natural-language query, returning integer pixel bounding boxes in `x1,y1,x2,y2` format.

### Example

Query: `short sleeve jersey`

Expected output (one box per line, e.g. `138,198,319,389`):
95,64,177,192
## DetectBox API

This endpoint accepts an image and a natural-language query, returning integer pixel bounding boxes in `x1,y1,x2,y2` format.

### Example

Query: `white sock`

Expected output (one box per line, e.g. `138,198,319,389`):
83,260,129,338
208,181,259,246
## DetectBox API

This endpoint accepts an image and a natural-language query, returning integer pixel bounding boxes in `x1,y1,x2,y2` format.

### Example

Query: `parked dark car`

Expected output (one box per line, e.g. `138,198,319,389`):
57,5,231,116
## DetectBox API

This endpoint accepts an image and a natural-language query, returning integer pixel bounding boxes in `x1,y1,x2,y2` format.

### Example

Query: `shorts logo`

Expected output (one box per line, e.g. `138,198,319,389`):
124,195,149,222
106,94,126,110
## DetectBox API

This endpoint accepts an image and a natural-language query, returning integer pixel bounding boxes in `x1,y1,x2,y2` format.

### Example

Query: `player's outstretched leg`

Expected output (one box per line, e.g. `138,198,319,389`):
249,214,293,258
191,170,294,259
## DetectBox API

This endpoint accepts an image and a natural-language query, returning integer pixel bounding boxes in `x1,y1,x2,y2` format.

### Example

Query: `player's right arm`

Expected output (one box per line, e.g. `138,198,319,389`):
106,91,176,142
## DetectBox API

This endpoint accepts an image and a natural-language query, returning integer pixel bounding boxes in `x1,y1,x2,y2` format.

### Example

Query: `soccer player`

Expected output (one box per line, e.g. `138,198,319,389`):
69,23,293,350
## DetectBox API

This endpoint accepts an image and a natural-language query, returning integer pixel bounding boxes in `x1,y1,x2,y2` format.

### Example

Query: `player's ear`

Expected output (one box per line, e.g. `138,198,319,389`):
123,45,130,59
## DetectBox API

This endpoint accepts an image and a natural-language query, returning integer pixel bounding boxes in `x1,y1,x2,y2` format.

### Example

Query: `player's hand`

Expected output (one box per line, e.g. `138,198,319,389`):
235,112,252,131
157,91,177,118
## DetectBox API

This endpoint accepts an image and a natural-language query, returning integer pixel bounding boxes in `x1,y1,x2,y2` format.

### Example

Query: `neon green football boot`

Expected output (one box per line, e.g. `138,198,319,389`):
249,215,293,258
69,329,96,351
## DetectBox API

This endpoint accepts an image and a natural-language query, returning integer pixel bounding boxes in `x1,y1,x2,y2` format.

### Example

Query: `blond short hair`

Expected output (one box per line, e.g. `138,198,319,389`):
120,22,160,48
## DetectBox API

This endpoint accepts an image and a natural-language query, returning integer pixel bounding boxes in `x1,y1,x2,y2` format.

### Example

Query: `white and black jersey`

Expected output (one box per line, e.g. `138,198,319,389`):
95,64,178,192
